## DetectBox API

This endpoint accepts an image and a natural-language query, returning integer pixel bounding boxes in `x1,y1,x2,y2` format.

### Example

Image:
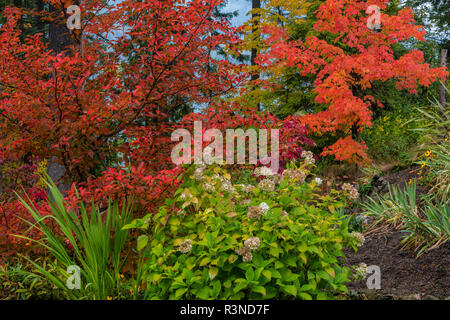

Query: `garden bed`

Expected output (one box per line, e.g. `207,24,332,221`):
344,230,450,300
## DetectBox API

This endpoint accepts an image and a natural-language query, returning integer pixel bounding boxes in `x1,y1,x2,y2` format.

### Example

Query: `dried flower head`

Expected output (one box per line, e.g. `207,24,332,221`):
258,178,275,192
301,151,315,165
351,231,365,247
203,183,215,192
273,174,284,184
282,169,306,184
248,206,263,219
221,180,235,193
242,251,253,262
193,167,204,181
244,237,260,251
301,151,314,159
354,263,368,280
342,183,359,200
179,239,193,253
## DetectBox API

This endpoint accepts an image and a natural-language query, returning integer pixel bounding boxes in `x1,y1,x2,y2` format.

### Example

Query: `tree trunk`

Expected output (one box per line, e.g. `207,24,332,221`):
32,0,44,35
440,48,448,107
47,2,78,191
251,0,261,111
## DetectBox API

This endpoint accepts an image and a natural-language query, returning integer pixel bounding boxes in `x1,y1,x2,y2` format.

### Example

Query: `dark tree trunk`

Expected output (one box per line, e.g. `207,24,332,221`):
440,48,448,107
48,3,76,54
251,0,261,111
46,3,78,191
32,0,44,35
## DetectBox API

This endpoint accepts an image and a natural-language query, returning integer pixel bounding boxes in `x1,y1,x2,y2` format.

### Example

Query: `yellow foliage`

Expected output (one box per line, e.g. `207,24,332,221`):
35,159,48,189
237,0,309,107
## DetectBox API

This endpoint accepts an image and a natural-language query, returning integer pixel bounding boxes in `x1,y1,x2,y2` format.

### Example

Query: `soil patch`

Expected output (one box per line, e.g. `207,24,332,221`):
344,230,450,299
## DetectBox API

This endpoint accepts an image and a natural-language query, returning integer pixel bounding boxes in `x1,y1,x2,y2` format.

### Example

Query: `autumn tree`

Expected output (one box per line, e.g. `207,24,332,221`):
0,0,242,203
257,0,448,163
236,0,309,109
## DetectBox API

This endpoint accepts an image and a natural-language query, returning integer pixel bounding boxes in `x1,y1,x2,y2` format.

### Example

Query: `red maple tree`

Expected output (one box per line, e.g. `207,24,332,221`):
0,0,245,253
257,0,448,163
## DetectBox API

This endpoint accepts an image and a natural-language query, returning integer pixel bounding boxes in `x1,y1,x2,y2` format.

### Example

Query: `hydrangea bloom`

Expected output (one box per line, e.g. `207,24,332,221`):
248,206,263,219
354,263,368,280
282,169,306,184
342,183,359,200
259,202,270,215
254,166,274,177
351,231,365,247
244,237,261,251
258,178,275,192
179,239,193,253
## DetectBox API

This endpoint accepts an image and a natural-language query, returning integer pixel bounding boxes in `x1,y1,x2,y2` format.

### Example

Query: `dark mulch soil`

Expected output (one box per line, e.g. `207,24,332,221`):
344,230,450,300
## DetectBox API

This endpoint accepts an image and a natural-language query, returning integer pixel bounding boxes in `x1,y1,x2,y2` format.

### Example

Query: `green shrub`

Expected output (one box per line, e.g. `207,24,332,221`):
16,177,134,300
408,94,449,200
361,182,449,256
362,111,419,164
130,162,361,300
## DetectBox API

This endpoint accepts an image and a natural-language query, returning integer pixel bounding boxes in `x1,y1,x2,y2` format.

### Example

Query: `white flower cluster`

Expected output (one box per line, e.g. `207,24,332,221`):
179,239,193,253
203,145,222,165
259,202,270,215
258,178,275,192
351,231,365,247
237,184,254,193
244,237,261,251
192,163,207,181
282,169,307,184
273,174,284,185
203,182,215,192
314,177,323,185
254,166,274,177
210,173,235,194
193,168,204,181
237,237,261,262
342,183,359,200
354,262,368,280
180,191,192,201
301,150,315,165
221,180,235,193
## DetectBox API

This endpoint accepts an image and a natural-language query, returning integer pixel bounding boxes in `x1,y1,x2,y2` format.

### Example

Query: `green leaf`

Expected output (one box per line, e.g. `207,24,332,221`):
299,292,313,300
137,235,148,251
175,287,188,299
212,281,221,298
262,270,272,280
199,257,210,266
299,284,313,292
245,268,255,282
317,292,328,300
253,286,266,297
233,281,248,294
228,254,238,264
195,286,210,300
282,285,297,297
209,267,218,280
